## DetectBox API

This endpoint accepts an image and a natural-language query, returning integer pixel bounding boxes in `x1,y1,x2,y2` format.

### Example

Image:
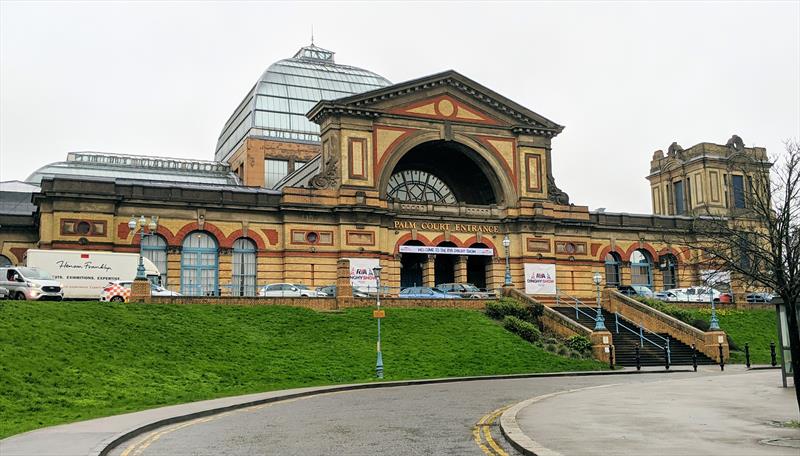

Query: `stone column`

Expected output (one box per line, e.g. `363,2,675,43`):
590,330,613,364
130,278,151,303
336,259,353,297
423,255,436,287
454,255,467,284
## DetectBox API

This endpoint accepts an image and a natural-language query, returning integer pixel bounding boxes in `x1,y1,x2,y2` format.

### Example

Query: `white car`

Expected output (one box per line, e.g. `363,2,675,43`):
100,280,181,302
667,286,721,302
258,283,325,297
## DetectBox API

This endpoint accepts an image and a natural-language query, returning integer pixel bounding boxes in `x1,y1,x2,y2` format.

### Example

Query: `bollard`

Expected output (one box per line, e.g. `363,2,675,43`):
770,342,777,366
691,344,697,372
719,343,725,371
635,344,641,371
664,345,670,370
744,343,751,368
609,345,615,370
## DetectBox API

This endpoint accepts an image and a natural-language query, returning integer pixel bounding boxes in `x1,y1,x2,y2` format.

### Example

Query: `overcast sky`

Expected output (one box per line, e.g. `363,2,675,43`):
1,1,798,213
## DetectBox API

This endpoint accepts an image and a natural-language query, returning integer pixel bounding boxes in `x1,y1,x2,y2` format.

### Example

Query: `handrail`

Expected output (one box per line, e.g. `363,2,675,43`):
556,288,599,323
614,313,671,363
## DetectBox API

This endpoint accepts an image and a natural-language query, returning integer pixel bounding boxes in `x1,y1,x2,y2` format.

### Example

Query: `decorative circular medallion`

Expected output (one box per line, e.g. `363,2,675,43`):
437,99,455,117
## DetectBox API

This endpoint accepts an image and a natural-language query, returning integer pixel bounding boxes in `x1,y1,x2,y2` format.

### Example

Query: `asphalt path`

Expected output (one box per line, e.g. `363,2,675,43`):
109,369,714,456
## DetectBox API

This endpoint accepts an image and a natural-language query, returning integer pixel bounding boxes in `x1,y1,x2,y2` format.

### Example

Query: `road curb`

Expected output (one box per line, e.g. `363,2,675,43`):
97,367,692,456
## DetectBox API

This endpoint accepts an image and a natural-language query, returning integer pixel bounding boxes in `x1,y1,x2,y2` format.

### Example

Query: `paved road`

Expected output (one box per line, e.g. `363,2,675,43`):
110,369,711,456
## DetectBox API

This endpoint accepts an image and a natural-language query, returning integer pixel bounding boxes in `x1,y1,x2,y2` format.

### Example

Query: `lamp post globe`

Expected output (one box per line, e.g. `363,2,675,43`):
372,266,384,379
709,287,721,331
502,235,512,287
593,271,606,331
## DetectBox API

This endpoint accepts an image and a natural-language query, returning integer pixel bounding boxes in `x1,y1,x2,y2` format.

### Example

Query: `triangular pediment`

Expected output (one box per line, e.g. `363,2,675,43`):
308,70,564,136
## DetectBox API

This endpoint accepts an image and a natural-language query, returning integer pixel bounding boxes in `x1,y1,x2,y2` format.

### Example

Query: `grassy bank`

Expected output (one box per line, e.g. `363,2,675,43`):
636,299,778,364
0,301,603,438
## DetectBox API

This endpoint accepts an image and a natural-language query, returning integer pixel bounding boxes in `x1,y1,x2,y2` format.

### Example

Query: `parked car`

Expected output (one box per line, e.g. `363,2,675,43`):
436,283,492,298
745,292,774,303
399,286,460,299
258,283,324,297
316,285,369,298
100,280,181,302
0,266,63,301
654,290,680,301
616,285,654,298
669,286,724,303
0,286,8,299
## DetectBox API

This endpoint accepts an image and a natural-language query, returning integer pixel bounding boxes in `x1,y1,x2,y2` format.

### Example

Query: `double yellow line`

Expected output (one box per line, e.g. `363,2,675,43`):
472,406,511,456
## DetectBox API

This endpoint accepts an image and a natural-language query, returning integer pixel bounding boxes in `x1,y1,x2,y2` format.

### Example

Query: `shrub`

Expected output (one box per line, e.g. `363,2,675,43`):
545,343,557,352
486,298,542,323
502,315,541,342
557,346,570,356
727,335,740,352
565,335,592,353
691,318,710,332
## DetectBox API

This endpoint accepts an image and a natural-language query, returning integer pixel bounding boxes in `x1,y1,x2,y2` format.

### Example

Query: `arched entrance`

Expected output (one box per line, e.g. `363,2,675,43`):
181,231,219,296
467,243,490,290
400,240,425,288
384,140,506,205
434,241,457,285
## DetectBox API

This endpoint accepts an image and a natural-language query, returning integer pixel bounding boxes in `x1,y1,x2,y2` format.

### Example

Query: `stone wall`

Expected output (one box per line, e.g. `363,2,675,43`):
147,295,492,311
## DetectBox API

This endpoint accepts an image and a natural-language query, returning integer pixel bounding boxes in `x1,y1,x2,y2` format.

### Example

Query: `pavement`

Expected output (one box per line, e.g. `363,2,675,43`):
3,367,794,456
0,368,694,456
502,367,800,456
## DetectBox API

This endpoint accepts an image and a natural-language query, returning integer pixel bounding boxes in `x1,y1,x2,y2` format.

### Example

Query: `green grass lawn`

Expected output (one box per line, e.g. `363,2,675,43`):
0,301,603,438
690,308,779,364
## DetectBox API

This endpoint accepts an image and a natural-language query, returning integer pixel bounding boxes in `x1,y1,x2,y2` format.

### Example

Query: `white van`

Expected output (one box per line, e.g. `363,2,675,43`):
0,266,64,301
25,250,160,300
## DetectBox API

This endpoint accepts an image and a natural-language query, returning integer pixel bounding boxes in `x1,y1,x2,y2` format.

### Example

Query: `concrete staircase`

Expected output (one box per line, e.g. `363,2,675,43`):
552,306,717,367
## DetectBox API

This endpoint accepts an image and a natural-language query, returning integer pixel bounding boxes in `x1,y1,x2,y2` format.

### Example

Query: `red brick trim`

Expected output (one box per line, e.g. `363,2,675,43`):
463,236,498,256
597,245,626,261
261,229,279,246
393,233,433,253
174,222,229,248
9,247,28,263
623,242,658,262
227,229,267,250
473,135,519,194
347,137,368,180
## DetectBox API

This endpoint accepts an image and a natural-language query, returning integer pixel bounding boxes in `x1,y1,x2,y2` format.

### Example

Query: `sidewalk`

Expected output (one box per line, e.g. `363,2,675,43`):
502,367,799,456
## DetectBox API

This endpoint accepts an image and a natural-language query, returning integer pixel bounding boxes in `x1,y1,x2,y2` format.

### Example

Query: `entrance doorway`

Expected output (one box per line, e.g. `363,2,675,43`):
467,243,490,289
434,242,457,285
400,241,425,288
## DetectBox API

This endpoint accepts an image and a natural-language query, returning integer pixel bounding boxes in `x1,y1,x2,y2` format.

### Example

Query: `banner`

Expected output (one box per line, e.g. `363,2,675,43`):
524,263,557,295
398,245,494,256
347,258,380,290
700,270,731,286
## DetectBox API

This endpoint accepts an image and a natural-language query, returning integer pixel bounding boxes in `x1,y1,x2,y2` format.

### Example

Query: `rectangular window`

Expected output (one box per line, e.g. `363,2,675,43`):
732,175,746,208
264,159,288,188
673,180,685,215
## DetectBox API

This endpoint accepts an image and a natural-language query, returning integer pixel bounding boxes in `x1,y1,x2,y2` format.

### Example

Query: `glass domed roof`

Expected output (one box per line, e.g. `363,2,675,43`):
215,44,392,162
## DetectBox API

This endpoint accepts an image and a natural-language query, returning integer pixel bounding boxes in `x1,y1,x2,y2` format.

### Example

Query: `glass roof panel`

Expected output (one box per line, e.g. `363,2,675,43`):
215,44,391,161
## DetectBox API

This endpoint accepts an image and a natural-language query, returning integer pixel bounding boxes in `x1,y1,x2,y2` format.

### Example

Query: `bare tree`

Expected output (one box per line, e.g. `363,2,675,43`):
684,140,800,414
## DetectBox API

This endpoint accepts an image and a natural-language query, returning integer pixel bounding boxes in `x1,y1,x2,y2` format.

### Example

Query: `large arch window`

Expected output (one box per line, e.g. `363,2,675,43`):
387,170,456,204
660,254,679,290
630,249,654,289
142,234,168,286
604,252,621,287
181,232,219,296
0,255,12,267
232,238,257,296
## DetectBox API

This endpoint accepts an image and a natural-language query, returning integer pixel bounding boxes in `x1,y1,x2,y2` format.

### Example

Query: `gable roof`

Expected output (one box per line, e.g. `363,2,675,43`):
307,70,564,137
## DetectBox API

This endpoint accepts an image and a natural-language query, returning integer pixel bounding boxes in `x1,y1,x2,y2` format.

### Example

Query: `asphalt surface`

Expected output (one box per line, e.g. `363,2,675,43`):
109,369,710,456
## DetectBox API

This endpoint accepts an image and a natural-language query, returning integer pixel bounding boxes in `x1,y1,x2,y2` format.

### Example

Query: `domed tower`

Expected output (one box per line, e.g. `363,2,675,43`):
215,44,392,188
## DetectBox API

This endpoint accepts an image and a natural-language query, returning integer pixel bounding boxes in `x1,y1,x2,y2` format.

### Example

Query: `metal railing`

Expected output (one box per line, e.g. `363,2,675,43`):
156,283,501,299
556,288,599,323
613,313,671,364
556,288,671,364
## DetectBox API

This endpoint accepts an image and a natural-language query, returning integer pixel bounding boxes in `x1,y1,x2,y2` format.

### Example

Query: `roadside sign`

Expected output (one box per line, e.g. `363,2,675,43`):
373,310,385,318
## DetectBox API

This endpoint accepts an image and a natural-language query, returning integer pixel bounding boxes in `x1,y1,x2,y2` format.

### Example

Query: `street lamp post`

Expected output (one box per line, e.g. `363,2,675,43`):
373,266,384,379
503,235,512,287
592,271,606,331
708,286,721,330
128,215,158,280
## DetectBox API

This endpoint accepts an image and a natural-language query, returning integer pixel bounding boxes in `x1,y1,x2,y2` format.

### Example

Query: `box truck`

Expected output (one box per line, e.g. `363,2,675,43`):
25,249,161,299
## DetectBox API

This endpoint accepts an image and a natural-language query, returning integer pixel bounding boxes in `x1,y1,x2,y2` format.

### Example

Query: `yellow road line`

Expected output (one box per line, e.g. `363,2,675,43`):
473,405,511,456
119,393,336,456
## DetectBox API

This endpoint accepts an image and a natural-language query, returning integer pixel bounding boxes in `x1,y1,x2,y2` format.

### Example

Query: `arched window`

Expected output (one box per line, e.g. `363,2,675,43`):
0,255,12,267
604,252,621,287
181,232,219,296
232,238,257,296
660,254,679,290
630,249,653,289
142,234,167,286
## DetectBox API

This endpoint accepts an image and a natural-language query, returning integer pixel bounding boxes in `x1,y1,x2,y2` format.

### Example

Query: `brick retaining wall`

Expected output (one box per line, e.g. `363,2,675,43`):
147,296,492,310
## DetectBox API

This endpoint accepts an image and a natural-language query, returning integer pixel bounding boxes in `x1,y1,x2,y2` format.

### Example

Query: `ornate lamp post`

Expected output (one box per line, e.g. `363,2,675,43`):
128,215,158,280
503,235,512,287
708,286,721,330
373,266,384,379
592,271,606,331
